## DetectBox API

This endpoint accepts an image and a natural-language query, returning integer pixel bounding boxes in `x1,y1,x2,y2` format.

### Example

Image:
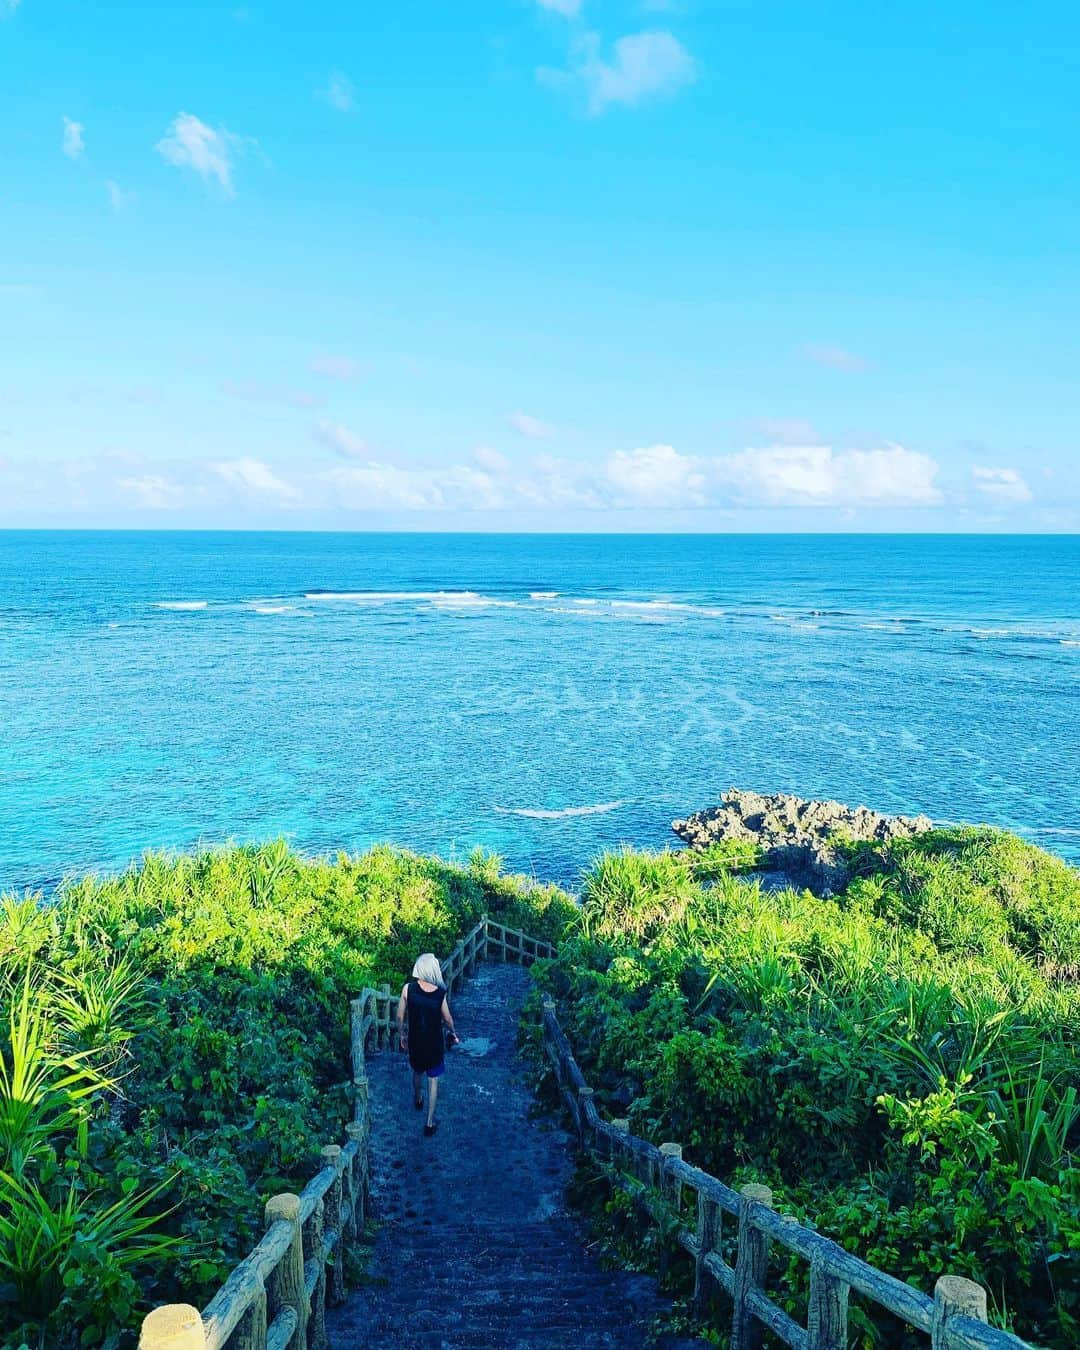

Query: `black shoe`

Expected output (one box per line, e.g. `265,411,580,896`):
424,1121,438,1138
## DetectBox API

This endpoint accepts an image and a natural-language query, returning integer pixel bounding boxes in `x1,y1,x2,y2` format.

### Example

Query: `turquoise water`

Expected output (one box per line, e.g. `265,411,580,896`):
1,532,1077,892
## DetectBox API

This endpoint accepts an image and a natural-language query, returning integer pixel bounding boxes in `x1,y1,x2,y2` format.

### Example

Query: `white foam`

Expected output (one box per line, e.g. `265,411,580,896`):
529,591,559,599
155,601,207,611
429,595,517,609
305,590,482,602
253,605,295,615
493,800,624,820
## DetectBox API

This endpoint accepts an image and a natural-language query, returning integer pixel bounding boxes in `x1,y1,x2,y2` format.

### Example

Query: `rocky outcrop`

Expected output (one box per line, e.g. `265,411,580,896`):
672,789,933,895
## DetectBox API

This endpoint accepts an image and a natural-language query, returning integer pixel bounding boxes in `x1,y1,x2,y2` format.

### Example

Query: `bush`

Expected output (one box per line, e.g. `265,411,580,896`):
533,831,1080,1347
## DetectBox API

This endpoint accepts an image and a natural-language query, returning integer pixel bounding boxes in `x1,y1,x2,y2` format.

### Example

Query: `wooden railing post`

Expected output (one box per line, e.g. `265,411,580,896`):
577,1085,595,1144
378,986,391,1047
233,1278,268,1350
808,1254,848,1349
139,1306,206,1349
731,1183,773,1350
658,1142,683,1280
932,1276,988,1349
321,1145,346,1306
265,1193,309,1348
693,1188,722,1316
346,1120,367,1229
304,1190,327,1350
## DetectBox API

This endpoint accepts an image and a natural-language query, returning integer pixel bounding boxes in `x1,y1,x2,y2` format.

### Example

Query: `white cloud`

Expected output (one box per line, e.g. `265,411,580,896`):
106,180,136,211
537,0,582,16
313,419,368,459
544,30,696,114
156,113,242,194
0,438,965,523
62,116,85,160
718,444,942,507
3,0,22,16
473,445,509,473
605,443,706,506
311,354,362,381
119,475,185,509
972,466,1032,504
320,70,356,112
325,462,504,511
509,411,554,439
211,457,300,502
804,344,868,372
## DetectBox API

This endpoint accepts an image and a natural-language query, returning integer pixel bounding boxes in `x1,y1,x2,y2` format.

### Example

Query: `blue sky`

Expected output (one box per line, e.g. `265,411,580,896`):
1,0,1078,530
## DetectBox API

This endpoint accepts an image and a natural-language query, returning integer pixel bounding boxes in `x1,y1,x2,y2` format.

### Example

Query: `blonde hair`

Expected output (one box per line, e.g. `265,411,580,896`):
412,953,445,988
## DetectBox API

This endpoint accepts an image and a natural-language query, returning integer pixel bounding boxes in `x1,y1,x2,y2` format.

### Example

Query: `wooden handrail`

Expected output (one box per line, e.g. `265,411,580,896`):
138,916,554,1348
539,995,1034,1350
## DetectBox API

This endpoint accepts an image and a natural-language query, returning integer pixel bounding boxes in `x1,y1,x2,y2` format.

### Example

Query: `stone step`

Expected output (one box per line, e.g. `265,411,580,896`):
326,963,694,1350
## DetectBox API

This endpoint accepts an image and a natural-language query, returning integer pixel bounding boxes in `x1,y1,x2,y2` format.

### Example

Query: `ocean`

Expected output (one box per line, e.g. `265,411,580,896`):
1,531,1077,893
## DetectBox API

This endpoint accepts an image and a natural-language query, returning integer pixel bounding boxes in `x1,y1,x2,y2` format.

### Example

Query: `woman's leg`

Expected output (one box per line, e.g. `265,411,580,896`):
425,1074,439,1127
412,1070,423,1106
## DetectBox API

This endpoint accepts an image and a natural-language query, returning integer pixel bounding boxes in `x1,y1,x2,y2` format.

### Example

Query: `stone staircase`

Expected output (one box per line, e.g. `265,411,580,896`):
326,963,692,1349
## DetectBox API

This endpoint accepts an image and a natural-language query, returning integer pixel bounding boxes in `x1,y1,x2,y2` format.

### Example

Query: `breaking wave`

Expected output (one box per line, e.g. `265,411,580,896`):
493,801,624,820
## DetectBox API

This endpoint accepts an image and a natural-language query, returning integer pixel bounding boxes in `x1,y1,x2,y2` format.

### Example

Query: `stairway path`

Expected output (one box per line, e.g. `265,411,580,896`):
327,962,691,1349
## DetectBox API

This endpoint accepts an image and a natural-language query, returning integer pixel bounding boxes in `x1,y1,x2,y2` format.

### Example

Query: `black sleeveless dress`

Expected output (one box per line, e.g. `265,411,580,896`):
406,980,446,1077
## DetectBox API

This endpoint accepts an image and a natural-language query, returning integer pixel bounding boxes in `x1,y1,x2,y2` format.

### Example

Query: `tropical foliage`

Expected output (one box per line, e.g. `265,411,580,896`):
0,842,573,1347
532,829,1080,1347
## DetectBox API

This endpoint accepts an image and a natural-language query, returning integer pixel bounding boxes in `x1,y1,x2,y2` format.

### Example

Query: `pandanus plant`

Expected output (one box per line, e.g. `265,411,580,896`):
0,935,176,1344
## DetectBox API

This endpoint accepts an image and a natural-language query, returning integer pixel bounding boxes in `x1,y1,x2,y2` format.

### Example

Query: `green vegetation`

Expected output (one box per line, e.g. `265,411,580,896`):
0,841,574,1348
532,829,1080,1347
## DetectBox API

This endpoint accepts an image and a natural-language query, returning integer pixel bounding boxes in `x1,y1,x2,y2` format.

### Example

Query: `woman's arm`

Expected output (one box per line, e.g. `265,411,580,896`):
397,984,409,1051
441,995,459,1042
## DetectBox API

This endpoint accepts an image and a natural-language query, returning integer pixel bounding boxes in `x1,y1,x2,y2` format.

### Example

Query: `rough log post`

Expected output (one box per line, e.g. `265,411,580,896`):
541,997,558,1084
305,1194,327,1350
265,1193,309,1349
577,1086,595,1144
322,1145,346,1306
808,1254,848,1349
480,915,489,959
379,986,391,1047
610,1118,630,1174
731,1183,773,1350
931,1276,988,1350
693,1189,722,1317
233,1281,268,1350
349,999,364,1087
658,1142,684,1281
352,1067,369,1125
346,1121,367,1229
139,1306,206,1350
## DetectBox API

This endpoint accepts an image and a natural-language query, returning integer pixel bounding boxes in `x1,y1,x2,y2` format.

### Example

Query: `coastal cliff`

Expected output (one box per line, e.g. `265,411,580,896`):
672,787,933,893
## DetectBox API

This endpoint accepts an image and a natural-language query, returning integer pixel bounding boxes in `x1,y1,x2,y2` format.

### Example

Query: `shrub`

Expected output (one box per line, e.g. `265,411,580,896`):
532,831,1080,1347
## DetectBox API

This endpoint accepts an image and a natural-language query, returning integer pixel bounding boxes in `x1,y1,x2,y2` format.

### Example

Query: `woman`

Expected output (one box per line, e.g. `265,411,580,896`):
397,953,459,1136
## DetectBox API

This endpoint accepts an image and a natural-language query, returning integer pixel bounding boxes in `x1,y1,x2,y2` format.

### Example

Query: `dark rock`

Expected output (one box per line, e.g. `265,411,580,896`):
672,788,932,895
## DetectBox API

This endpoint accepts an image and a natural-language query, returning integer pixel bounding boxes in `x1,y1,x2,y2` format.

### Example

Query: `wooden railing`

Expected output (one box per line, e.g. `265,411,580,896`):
540,994,1034,1350
138,916,553,1350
